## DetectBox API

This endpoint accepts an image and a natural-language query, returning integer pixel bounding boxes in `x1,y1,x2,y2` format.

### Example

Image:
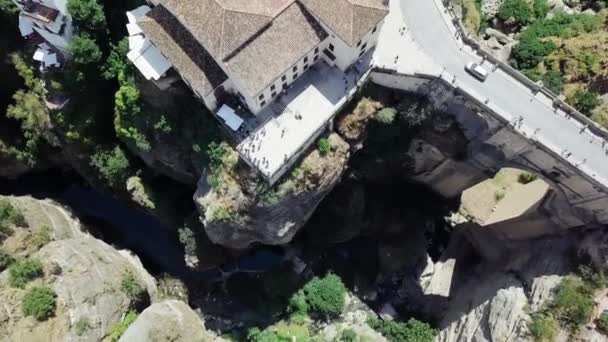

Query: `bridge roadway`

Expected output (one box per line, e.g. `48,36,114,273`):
382,0,608,188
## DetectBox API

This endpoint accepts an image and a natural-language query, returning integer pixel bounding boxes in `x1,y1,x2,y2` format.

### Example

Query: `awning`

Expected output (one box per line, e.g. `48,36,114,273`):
126,22,142,36
217,105,244,131
33,48,46,62
127,41,171,81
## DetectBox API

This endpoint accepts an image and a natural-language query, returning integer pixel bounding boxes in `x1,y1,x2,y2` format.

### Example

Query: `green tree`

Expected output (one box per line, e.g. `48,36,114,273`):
568,90,601,116
533,0,549,20
90,146,133,188
22,286,56,321
0,0,18,15
102,38,133,82
499,0,532,25
552,276,594,327
368,318,435,342
8,258,44,288
69,35,102,66
512,36,557,69
67,0,106,33
297,273,346,319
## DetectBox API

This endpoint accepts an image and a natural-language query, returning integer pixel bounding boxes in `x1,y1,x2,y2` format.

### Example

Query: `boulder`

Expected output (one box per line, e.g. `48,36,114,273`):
119,300,224,342
194,134,349,249
485,28,512,45
0,196,156,342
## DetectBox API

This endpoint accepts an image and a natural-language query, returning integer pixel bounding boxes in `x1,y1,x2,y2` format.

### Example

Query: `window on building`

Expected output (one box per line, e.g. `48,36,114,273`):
314,55,319,62
304,56,309,63
315,47,319,54
270,84,276,91
293,65,298,72
372,25,377,34
356,40,362,47
293,72,298,79
282,82,288,89
329,43,335,52
360,43,367,51
282,75,287,82
271,91,277,98
359,49,366,57
259,94,264,101
303,63,309,71
260,100,266,107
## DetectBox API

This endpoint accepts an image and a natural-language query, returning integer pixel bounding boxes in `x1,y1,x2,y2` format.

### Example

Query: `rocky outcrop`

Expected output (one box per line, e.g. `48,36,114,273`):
119,300,224,342
0,196,156,342
194,134,350,249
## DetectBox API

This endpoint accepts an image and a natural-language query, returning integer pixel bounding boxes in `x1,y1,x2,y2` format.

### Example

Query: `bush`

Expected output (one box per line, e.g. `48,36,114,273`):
0,199,27,230
518,172,538,184
74,317,92,336
68,35,102,66
528,313,559,341
178,226,197,257
552,276,594,327
368,318,435,342
8,258,44,288
340,329,357,342
512,36,557,70
120,270,145,302
598,311,608,333
375,107,398,125
317,138,331,157
542,70,563,94
29,226,52,250
107,311,137,342
533,0,549,20
568,90,601,116
67,0,106,33
499,0,532,26
0,0,18,15
291,273,346,319
0,248,15,271
22,286,56,321
90,146,132,188
102,38,133,81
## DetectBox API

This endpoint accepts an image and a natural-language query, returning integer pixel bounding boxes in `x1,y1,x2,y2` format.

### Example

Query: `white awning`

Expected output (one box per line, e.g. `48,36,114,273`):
18,16,34,36
126,22,143,36
217,105,244,131
128,35,147,52
33,49,47,62
45,53,58,66
126,5,151,24
127,42,171,81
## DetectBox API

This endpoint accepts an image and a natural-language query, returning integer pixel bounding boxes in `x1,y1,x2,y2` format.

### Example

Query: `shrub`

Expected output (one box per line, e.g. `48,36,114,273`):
297,273,346,319
552,276,594,327
317,138,331,157
542,70,563,94
67,0,106,33
0,199,27,227
178,226,197,257
0,248,15,271
107,311,138,342
22,286,56,321
121,270,145,301
533,0,549,20
0,0,18,15
375,107,398,125
568,90,601,116
74,317,92,336
512,36,557,69
90,146,132,188
598,311,608,333
29,226,52,250
518,172,538,184
368,318,435,342
102,38,133,81
8,258,44,288
499,0,532,26
528,313,559,341
340,329,357,342
288,290,309,317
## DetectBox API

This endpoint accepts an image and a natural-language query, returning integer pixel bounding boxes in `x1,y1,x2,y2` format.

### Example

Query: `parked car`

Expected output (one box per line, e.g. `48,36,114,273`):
465,62,489,81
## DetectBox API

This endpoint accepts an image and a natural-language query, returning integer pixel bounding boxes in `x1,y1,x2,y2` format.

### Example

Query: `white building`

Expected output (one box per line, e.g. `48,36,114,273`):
14,0,73,69
127,0,388,183
128,0,388,115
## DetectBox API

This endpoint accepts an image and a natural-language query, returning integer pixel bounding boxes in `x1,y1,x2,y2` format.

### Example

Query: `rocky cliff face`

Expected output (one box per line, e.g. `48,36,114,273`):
0,195,156,342
119,300,224,342
194,133,350,249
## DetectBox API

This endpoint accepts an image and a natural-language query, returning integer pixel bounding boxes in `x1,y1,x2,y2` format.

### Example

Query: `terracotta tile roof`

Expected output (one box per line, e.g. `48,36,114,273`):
299,0,388,46
138,6,228,97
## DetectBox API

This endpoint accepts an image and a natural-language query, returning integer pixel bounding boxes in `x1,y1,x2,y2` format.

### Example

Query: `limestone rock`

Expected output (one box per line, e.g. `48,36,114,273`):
485,28,512,45
194,134,349,249
481,0,506,19
0,196,156,342
119,300,224,342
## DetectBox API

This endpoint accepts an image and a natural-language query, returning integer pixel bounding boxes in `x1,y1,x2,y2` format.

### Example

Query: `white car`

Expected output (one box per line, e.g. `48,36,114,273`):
465,62,489,81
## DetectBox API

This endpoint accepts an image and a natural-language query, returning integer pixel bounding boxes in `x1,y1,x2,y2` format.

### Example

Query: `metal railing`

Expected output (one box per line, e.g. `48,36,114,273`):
440,0,608,140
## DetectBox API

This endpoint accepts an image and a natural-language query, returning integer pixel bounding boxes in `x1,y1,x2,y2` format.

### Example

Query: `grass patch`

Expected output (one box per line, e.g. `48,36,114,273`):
120,270,145,302
107,311,137,342
317,138,331,156
74,317,92,336
22,286,56,321
8,258,43,288
517,172,538,184
462,0,482,34
528,312,559,341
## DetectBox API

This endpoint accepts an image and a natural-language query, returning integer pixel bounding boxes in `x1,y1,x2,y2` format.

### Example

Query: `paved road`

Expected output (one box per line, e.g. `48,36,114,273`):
398,0,608,186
